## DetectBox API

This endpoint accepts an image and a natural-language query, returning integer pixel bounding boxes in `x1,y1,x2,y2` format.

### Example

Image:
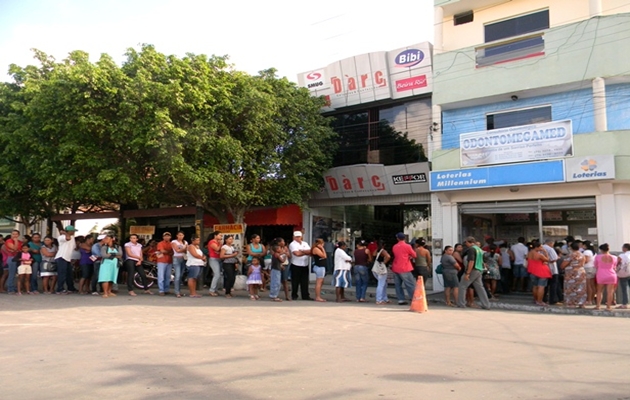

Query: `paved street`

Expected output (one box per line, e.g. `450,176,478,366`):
1,291,628,400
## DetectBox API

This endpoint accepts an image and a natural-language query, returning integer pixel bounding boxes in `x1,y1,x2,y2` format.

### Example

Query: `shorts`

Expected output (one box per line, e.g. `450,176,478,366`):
443,270,459,288
513,264,528,278
584,267,596,279
333,270,351,288
530,274,548,287
263,258,272,270
313,265,326,279
187,266,201,280
80,264,94,279
18,265,32,275
281,265,290,282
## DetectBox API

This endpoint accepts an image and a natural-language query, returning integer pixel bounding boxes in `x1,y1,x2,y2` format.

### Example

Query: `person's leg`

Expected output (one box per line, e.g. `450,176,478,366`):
452,287,459,305
620,278,629,306
25,273,31,293
173,258,183,295
457,275,471,308
7,260,19,293
188,278,197,296
209,258,221,294
290,265,300,300
315,278,325,301
470,270,490,309
269,269,281,299
101,282,110,298
299,267,310,300
359,266,369,300
595,284,603,309
335,287,342,302
66,262,77,292
17,273,23,294
136,264,150,292
124,260,137,295
393,273,405,303
223,264,235,296
91,261,100,293
420,266,430,288
401,272,417,300
587,278,595,305
30,262,39,292
606,284,614,309
50,275,57,293
55,259,67,293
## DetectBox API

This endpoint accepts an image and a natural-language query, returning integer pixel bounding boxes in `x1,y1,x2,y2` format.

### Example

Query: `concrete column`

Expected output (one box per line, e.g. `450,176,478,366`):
430,193,444,292
592,77,607,132
589,0,603,17
434,6,444,54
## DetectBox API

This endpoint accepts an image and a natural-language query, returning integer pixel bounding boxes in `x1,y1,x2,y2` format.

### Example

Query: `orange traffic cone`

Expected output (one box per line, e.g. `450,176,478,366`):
409,276,428,313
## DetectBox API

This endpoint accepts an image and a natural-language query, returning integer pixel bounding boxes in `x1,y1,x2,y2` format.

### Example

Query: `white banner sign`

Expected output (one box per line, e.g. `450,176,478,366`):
460,120,573,167
565,154,615,182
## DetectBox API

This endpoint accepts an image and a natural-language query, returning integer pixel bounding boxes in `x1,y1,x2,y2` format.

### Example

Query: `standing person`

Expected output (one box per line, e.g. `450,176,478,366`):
593,243,617,311
0,235,9,293
246,256,263,300
510,237,529,292
498,242,513,294
171,231,188,298
124,234,152,296
220,235,240,298
27,233,43,294
542,239,562,305
4,230,23,294
268,238,285,302
391,232,417,306
372,240,391,305
353,239,371,303
457,236,491,310
15,244,33,295
616,243,630,309
413,238,432,287
581,240,596,305
560,241,587,309
78,236,95,294
310,238,328,302
289,231,312,301
333,241,353,302
483,244,501,300
156,232,174,296
453,243,473,306
245,234,265,276
206,231,222,297
527,240,551,306
55,226,76,295
186,235,206,298
90,234,106,295
324,237,335,275
440,246,460,307
40,236,58,294
98,235,121,298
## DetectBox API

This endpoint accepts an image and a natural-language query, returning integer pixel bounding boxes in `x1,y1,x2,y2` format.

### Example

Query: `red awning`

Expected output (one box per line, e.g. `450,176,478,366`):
203,204,302,228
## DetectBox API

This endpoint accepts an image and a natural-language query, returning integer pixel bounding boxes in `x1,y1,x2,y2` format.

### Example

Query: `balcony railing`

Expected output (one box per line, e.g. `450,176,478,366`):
475,32,545,68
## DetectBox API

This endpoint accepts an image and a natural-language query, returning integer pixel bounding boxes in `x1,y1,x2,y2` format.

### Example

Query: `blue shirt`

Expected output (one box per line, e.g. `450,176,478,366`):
91,243,102,258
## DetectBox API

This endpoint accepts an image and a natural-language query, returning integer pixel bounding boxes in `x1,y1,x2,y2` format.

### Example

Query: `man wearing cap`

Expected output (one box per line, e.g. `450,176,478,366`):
289,230,312,301
90,234,107,295
55,225,77,294
457,236,491,309
156,232,174,295
391,232,417,305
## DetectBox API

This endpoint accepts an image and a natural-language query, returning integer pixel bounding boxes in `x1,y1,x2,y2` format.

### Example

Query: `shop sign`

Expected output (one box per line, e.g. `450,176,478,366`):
565,155,615,182
129,225,155,235
297,42,432,110
214,223,245,254
460,120,573,167
430,160,565,191
322,162,430,198
566,210,596,221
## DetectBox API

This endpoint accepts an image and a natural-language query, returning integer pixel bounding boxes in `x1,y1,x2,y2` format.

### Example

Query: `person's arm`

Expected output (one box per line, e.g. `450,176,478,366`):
209,241,220,253
41,247,56,257
188,245,203,260
365,248,372,264
382,250,391,264
342,250,352,263
496,253,502,265
424,248,431,265
161,243,173,256
171,241,181,253
101,246,109,258
124,245,135,260
115,246,123,260
247,265,253,276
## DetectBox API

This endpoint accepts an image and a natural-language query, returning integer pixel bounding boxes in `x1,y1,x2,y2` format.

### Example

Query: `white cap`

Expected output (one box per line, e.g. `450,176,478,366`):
293,231,303,237
97,234,107,240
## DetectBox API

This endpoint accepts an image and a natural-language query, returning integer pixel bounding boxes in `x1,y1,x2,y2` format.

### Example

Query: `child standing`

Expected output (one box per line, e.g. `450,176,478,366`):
15,244,33,295
246,256,263,300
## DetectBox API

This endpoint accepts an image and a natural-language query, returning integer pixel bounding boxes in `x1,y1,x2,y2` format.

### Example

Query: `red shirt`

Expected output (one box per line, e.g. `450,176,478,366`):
391,241,416,274
156,240,173,263
208,239,220,259
5,239,23,257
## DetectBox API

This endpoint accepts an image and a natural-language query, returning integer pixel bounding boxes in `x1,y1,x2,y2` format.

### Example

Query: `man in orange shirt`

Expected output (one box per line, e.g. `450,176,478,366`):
4,230,23,294
156,232,174,296
391,232,417,305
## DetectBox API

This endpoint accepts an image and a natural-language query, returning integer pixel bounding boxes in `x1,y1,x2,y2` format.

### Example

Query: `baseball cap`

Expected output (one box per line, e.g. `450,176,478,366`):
293,231,303,237
64,225,76,232
97,234,107,240
163,232,172,237
396,232,406,240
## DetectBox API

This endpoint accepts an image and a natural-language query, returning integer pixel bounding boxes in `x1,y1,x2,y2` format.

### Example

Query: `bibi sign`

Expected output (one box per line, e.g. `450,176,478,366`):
298,42,432,110
460,120,574,167
321,163,430,198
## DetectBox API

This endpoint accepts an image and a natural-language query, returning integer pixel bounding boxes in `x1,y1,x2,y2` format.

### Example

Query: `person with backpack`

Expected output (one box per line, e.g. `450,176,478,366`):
457,236,490,310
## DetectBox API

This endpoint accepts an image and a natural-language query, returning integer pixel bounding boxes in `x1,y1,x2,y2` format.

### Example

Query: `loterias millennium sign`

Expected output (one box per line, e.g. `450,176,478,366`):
460,120,573,167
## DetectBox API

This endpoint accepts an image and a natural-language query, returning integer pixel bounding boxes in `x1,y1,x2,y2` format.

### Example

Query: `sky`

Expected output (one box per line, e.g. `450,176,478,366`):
0,0,434,83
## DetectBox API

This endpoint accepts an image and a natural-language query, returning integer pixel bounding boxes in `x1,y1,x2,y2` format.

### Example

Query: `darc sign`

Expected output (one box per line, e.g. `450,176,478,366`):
298,42,432,110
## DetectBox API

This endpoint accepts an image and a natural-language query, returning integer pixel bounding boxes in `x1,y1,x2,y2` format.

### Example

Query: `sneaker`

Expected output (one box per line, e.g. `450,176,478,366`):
398,301,408,305
92,292,99,296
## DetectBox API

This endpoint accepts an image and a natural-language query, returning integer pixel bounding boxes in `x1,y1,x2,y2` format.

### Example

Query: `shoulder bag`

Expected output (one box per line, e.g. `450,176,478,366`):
371,249,388,275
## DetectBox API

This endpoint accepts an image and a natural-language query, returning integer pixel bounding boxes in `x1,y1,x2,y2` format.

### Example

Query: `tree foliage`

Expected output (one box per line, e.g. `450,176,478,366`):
0,45,337,227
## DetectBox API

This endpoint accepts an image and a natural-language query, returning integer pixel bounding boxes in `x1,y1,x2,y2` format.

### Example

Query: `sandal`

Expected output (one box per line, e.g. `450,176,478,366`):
129,291,137,297
250,295,256,300
176,294,182,298
208,292,218,297
189,294,202,298
272,297,283,302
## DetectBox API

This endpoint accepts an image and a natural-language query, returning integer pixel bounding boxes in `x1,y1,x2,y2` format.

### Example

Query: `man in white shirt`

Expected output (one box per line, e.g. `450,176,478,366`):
510,237,529,292
333,241,352,302
542,239,562,305
617,243,630,309
56,225,77,294
289,231,312,301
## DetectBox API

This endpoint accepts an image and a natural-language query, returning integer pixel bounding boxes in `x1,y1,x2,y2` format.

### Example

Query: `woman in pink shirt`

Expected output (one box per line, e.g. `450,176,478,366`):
593,243,617,311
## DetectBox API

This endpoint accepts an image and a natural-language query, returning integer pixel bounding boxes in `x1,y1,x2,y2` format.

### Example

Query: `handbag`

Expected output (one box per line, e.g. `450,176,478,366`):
41,260,57,272
436,264,443,274
371,249,388,275
233,274,248,290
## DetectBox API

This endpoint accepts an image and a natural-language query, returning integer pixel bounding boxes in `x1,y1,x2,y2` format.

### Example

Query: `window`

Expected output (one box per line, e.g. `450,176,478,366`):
486,106,552,130
454,11,474,26
476,9,549,67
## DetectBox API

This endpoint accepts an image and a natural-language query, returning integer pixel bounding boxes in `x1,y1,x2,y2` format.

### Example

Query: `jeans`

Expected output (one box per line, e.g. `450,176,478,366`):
394,271,416,303
7,260,17,293
55,258,71,293
30,261,40,291
545,274,564,304
354,265,369,300
373,272,388,303
457,269,490,309
157,262,172,293
223,263,236,295
500,268,512,294
125,259,148,291
269,269,282,298
290,264,311,300
173,257,185,294
208,258,221,293
620,277,629,305
91,261,101,292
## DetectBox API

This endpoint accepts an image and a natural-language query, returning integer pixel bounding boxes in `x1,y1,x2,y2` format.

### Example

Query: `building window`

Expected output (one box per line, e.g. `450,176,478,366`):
476,9,549,67
486,106,552,130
